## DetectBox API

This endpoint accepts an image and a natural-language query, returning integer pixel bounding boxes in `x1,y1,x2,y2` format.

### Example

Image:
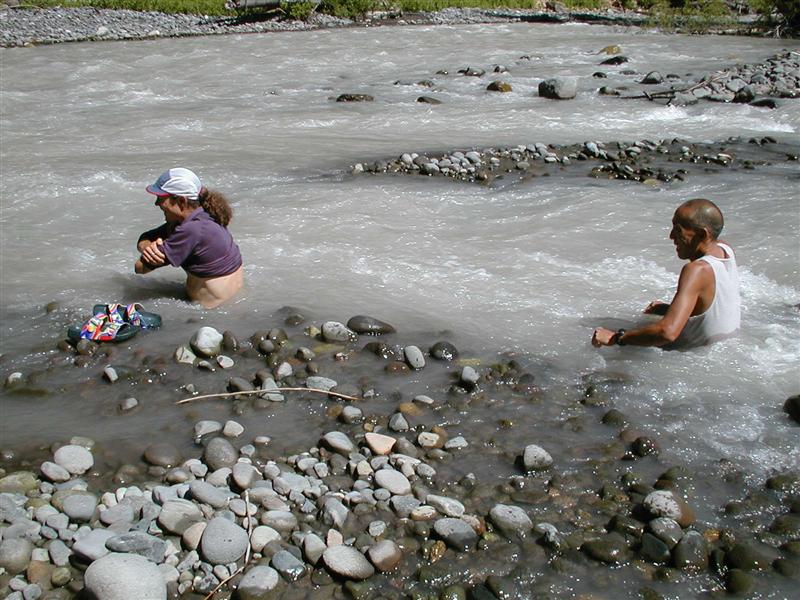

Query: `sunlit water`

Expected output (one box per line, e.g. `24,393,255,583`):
1,22,799,545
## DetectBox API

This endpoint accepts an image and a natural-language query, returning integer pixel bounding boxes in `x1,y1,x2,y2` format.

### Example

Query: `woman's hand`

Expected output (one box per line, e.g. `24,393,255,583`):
643,300,669,315
140,238,166,266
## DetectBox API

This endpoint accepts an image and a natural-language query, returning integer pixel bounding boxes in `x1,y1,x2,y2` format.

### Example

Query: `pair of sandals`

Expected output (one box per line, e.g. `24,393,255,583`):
67,303,162,343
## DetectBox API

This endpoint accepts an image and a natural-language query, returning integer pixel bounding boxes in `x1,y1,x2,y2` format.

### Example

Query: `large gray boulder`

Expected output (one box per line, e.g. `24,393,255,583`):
84,552,166,600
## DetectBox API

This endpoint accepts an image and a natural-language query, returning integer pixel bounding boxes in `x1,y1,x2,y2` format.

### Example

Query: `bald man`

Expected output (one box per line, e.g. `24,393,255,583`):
592,198,741,350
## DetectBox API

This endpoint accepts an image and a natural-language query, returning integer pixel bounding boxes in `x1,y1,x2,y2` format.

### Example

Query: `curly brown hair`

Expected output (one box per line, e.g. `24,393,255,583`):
195,188,233,227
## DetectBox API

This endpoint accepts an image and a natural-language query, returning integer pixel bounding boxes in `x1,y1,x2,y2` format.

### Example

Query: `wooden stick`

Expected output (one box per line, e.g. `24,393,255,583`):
175,386,359,405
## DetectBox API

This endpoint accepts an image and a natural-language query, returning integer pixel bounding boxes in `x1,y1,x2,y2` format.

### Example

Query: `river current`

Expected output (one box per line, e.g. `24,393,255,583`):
0,23,799,587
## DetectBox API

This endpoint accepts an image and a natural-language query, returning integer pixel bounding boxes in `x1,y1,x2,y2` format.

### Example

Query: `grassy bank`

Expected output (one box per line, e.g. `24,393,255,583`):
17,0,799,35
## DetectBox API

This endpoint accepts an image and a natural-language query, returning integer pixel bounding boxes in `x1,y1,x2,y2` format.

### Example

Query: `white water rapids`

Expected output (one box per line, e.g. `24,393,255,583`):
1,23,798,482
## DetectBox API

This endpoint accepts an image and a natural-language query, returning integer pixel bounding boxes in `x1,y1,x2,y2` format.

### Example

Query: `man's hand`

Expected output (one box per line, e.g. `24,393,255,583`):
592,327,617,347
643,300,669,315
140,238,166,266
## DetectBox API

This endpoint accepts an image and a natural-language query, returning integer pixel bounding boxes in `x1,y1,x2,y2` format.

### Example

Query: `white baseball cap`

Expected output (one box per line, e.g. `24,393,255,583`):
146,167,202,201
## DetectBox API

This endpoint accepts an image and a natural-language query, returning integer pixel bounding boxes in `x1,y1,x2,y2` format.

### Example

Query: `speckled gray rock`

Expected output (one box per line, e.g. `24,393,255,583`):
321,321,357,342
489,504,533,538
200,517,249,565
190,326,223,357
61,492,98,522
251,526,281,552
194,420,222,438
374,469,411,496
302,533,326,566
237,565,279,600
40,461,71,483
84,552,167,600
522,444,553,471
643,490,682,521
0,538,34,574
203,437,238,471
188,481,229,508
322,544,375,580
403,345,425,369
99,501,135,526
306,376,338,391
53,445,93,475
157,499,203,535
105,531,167,563
539,77,578,100
143,443,182,468
434,518,477,551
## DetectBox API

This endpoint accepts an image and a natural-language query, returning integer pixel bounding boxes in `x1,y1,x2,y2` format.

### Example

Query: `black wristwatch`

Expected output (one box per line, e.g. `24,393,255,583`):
615,329,627,346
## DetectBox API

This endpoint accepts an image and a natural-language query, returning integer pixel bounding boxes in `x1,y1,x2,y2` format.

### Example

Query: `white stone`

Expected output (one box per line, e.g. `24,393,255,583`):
53,445,93,475
84,552,166,600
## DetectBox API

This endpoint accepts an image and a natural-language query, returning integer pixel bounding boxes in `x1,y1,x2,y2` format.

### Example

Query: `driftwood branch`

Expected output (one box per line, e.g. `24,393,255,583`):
175,386,359,405
621,74,728,101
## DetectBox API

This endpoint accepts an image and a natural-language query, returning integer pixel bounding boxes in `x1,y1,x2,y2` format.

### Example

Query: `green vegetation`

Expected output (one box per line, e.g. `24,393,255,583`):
17,0,799,35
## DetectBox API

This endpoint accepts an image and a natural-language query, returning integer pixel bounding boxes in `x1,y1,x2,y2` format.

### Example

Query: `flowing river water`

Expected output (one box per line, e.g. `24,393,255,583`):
1,22,799,598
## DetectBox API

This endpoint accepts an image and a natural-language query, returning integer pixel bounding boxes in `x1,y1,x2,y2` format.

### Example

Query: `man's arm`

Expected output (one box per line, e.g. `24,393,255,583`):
592,261,712,347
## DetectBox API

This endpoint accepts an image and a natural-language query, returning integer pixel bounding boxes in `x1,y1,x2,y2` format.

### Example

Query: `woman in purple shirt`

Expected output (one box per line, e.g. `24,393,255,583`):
135,167,243,308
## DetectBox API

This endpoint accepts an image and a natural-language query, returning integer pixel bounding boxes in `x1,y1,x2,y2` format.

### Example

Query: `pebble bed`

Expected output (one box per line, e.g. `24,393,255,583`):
1,313,799,599
348,50,800,184
0,6,648,48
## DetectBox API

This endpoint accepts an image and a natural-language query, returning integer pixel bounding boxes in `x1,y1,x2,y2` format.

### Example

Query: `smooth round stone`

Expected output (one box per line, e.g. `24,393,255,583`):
489,504,533,538
403,345,425,369
237,565,279,600
459,366,479,387
726,543,773,571
61,492,97,522
340,405,363,424
200,517,249,565
322,545,375,580
672,530,708,570
321,431,354,456
429,341,458,361
217,355,234,369
367,539,402,572
388,413,409,432
203,437,238,471
53,445,93,475
232,463,260,490
321,321,357,343
433,518,478,551
223,420,244,438
306,376,338,392
40,462,71,483
271,549,306,581
418,432,441,448
174,344,197,364
0,538,34,575
648,517,683,548
143,443,182,468
84,552,166,600
522,444,553,471
181,522,206,551
157,499,203,535
346,315,395,335
194,420,222,438
251,526,281,553
188,481,229,508
426,494,464,517
261,510,298,533
99,502,134,526
190,326,223,357
581,535,630,564
365,433,396,456
374,469,411,496
444,437,468,450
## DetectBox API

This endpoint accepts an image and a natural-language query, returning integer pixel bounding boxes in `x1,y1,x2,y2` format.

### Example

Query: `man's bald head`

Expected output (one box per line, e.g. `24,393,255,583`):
677,198,724,239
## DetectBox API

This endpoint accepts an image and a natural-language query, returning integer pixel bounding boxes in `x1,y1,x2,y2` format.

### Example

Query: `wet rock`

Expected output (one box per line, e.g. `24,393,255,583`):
672,530,708,570
53,444,93,475
641,71,663,84
427,494,464,517
322,544,375,580
346,315,395,335
648,517,683,548
487,81,512,92
733,85,756,103
84,552,166,600
417,96,442,105
489,504,533,538
403,345,425,369
750,98,779,109
271,548,306,581
237,565,279,600
364,432,396,455
539,77,578,100
430,341,458,361
434,517,477,551
459,366,480,390
203,437,238,471
336,94,374,102
726,543,773,571
581,534,630,564
640,533,671,563
643,490,693,526
190,326,223,357
770,513,800,536
459,66,484,77
726,568,754,594
522,444,553,471
0,471,39,494
143,443,181,468
321,321,357,342
784,394,800,424
367,539,402,571
601,55,628,65
307,376,337,392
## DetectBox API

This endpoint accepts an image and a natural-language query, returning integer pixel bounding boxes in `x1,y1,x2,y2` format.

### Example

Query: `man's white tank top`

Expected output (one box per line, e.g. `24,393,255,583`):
669,242,741,350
